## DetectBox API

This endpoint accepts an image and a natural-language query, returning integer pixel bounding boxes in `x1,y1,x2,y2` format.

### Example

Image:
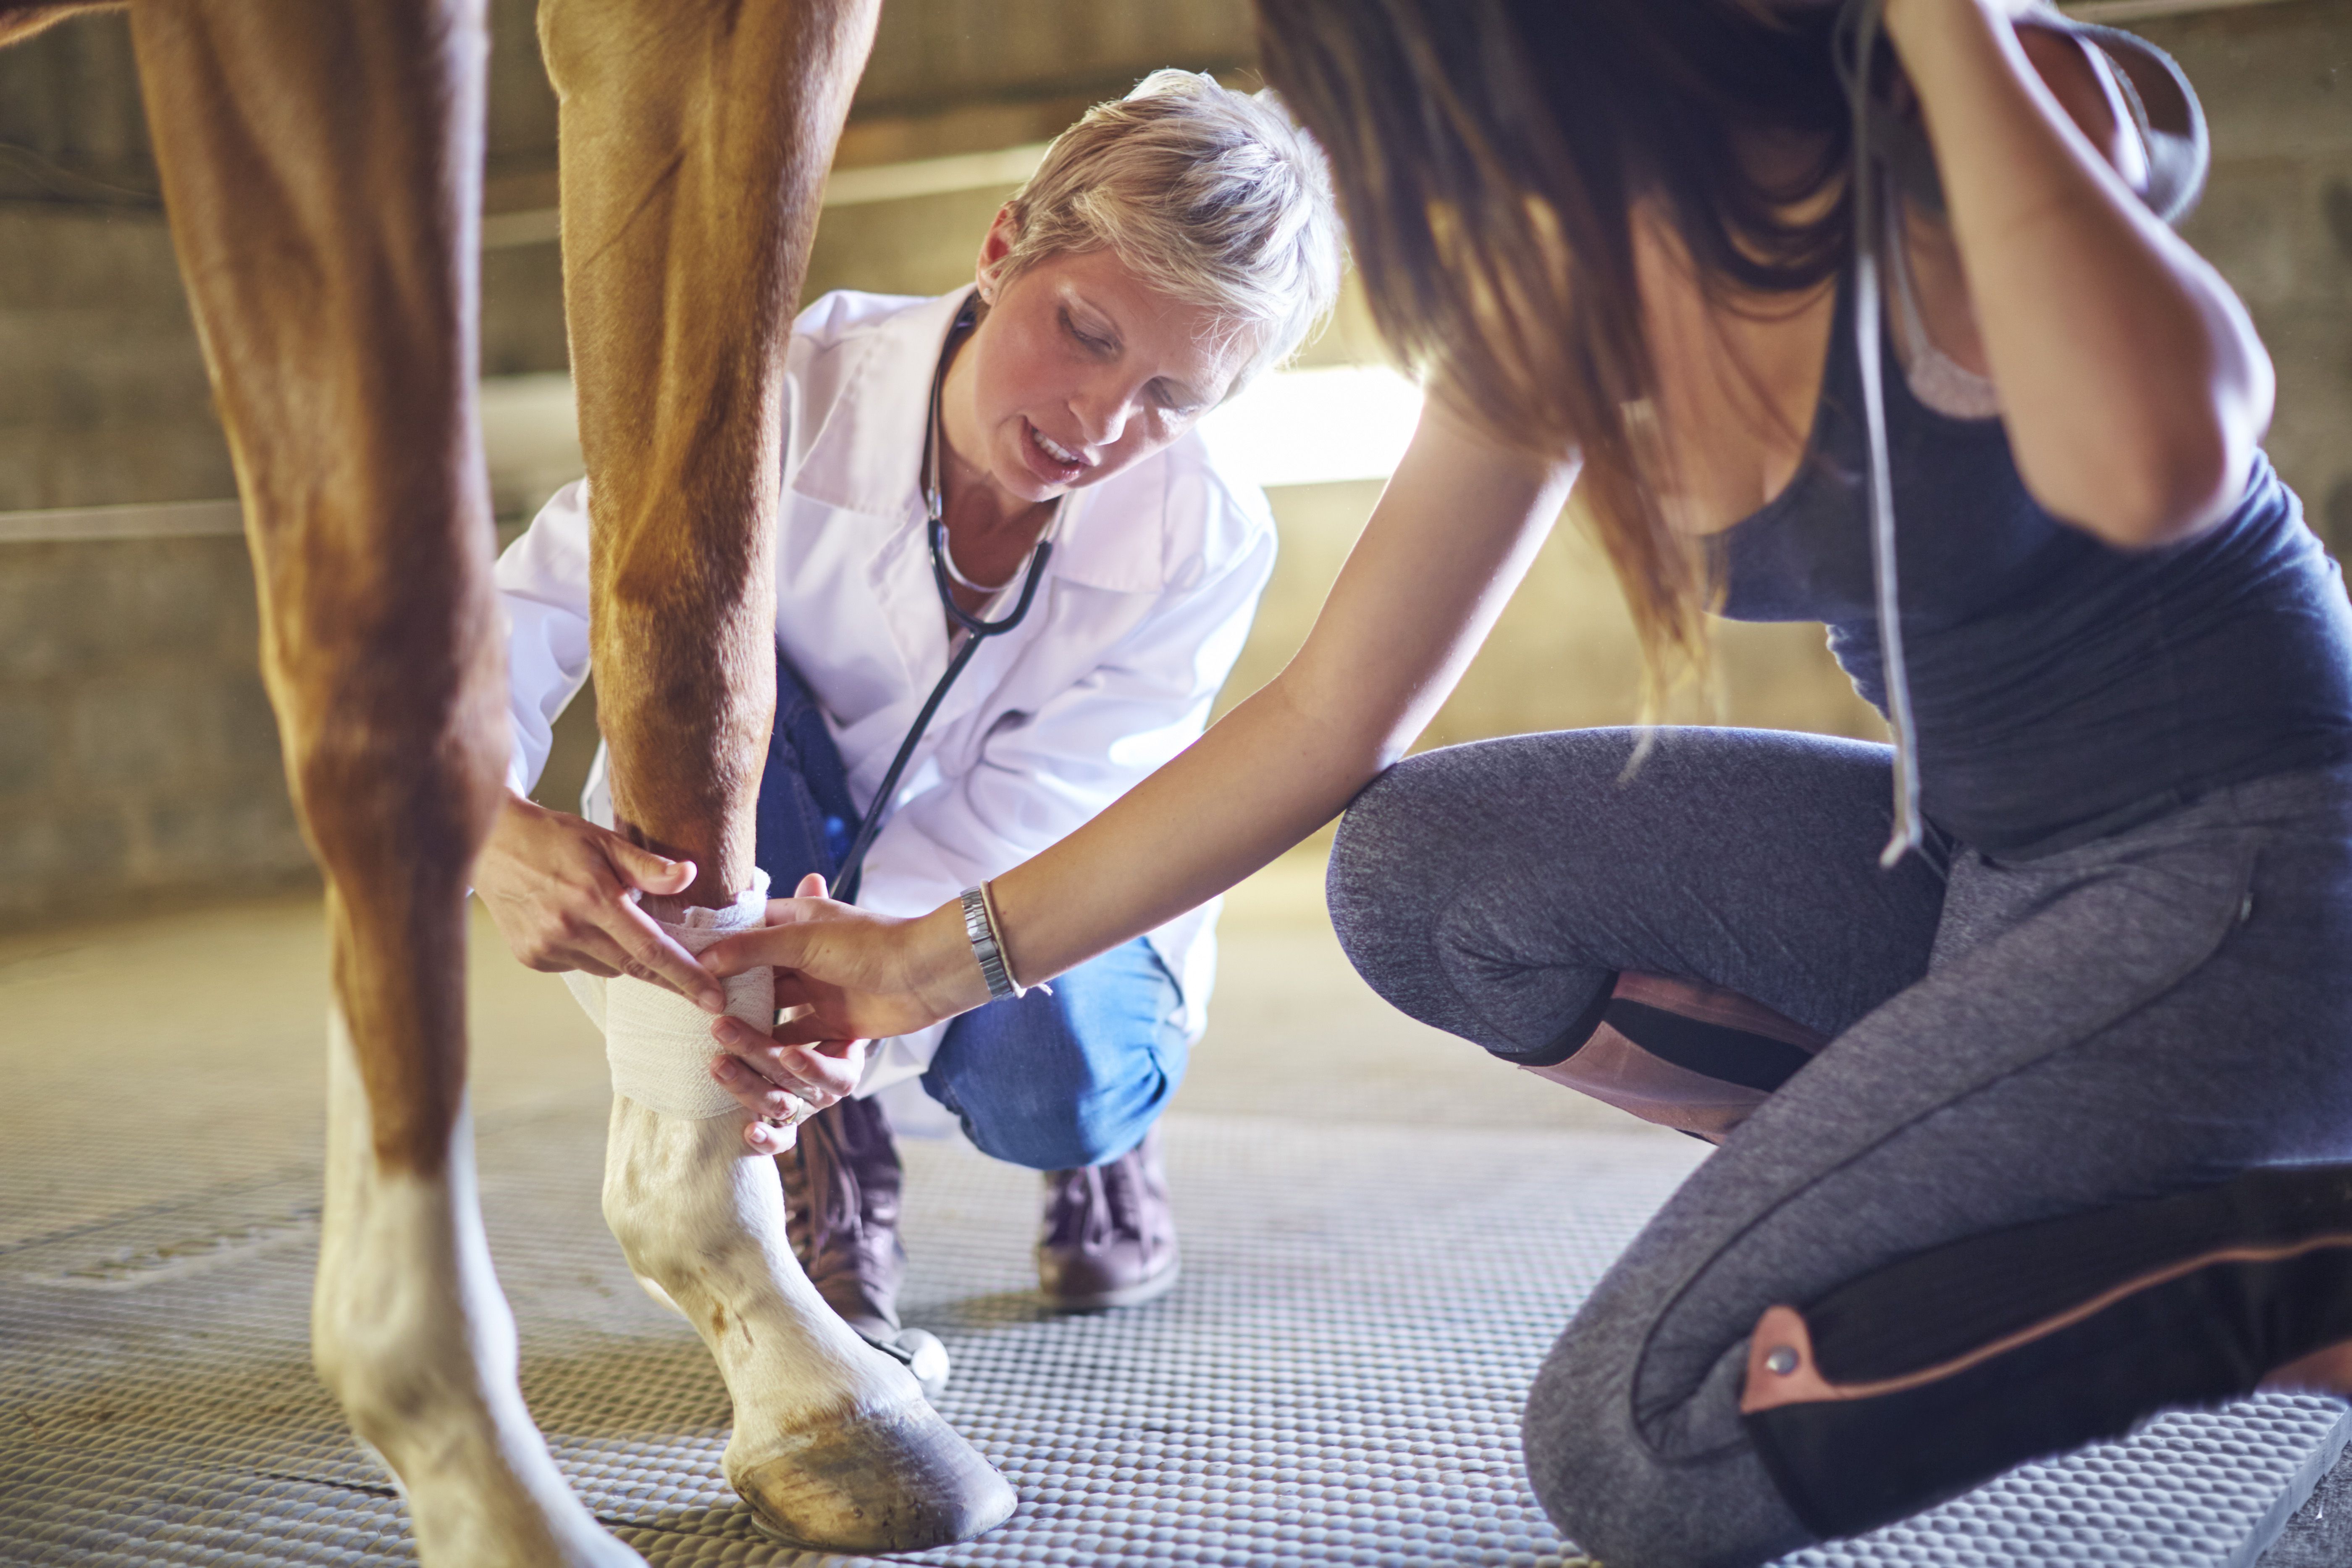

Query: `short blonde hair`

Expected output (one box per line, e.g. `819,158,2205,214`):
994,69,1344,391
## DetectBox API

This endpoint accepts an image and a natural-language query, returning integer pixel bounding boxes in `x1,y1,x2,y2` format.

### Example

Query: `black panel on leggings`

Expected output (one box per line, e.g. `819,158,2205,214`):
1603,1000,1818,1092
1807,1164,2352,1382
1745,1164,2352,1540
1748,1242,2352,1539
1528,976,1619,1068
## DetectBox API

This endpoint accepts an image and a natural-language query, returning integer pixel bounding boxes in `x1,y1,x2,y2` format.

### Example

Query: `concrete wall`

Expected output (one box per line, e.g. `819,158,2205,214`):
0,1,2345,925
2146,3,2352,544
0,535,305,927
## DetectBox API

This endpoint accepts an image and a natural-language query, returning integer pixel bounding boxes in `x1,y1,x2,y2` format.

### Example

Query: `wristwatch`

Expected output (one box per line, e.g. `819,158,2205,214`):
961,884,1021,1001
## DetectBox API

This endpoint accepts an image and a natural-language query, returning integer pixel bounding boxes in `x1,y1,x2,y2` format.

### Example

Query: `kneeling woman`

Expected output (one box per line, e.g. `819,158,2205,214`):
476,71,1339,1370
705,3,2352,1563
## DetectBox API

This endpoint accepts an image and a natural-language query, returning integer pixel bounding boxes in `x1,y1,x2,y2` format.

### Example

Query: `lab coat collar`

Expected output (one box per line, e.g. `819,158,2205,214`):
788,288,961,524
788,287,1178,596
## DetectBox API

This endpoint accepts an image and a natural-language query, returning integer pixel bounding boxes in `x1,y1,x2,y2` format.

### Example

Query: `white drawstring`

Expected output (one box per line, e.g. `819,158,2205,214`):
1838,0,1927,867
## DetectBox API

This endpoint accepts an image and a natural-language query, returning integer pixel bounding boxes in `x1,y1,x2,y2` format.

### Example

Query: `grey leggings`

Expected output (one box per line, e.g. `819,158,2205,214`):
1326,728,2352,1568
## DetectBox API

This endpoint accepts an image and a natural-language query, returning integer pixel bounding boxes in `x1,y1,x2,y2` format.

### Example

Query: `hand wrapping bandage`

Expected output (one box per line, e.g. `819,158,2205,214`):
561,872,774,1119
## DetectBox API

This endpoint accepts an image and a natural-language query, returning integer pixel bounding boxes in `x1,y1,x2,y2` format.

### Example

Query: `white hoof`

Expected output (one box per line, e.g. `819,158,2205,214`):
733,1397,1018,1550
604,1095,1015,1552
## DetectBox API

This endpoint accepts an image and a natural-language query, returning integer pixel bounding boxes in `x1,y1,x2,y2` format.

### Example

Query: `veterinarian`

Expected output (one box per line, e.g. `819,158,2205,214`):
475,69,1341,1381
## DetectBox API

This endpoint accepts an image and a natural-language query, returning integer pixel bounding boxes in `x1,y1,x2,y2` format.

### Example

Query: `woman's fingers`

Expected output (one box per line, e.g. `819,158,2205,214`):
563,925,698,998
697,899,942,1041
576,830,723,1009
702,892,890,977
701,924,785,978
777,1036,866,1101
696,893,879,1147
742,1116,795,1155
608,836,696,898
714,1037,875,1153
478,795,722,1008
711,1050,818,1122
711,1016,852,1097
711,1016,824,1097
764,982,846,1046
608,899,728,1012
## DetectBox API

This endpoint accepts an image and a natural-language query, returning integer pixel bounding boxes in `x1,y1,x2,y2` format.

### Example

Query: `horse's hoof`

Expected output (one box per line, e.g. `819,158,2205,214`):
732,1399,1017,1550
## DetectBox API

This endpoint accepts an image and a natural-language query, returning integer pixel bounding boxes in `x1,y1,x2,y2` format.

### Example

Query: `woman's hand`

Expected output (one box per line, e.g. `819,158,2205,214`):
711,1030,870,1156
701,873,895,1154
711,1024,872,1155
473,790,726,1012
701,884,988,1048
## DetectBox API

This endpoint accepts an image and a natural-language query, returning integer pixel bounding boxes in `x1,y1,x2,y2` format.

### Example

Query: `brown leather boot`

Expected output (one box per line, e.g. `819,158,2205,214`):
776,1094,950,1395
1036,1122,1180,1312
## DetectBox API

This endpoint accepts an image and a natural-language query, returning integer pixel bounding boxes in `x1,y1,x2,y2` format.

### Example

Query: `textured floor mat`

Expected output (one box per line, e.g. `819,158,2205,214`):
0,1101,2341,1566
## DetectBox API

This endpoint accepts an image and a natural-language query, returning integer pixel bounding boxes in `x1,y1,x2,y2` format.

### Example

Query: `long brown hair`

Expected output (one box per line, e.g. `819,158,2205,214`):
1256,0,1855,709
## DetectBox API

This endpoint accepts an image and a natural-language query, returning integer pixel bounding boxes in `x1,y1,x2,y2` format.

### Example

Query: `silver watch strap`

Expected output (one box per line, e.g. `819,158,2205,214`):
961,885,1019,1001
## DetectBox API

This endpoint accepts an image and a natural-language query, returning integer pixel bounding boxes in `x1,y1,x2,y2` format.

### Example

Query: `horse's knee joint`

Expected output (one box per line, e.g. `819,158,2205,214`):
291,728,504,879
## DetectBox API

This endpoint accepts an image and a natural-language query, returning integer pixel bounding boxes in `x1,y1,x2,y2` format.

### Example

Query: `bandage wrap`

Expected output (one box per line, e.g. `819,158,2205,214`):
562,872,773,1119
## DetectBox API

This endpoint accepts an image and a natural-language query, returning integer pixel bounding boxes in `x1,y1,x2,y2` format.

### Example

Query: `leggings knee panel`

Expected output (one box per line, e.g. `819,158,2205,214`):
1742,1165,2352,1540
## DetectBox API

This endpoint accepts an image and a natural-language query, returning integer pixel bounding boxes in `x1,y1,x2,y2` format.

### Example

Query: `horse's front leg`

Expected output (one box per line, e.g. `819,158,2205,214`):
128,3,636,1561
540,0,1016,1548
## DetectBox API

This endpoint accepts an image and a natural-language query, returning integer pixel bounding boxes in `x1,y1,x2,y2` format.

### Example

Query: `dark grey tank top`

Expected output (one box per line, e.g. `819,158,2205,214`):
1716,269,2352,856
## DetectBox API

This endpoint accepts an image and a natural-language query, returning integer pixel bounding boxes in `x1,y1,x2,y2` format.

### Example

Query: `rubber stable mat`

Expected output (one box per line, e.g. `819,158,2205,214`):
1,1099,2343,1567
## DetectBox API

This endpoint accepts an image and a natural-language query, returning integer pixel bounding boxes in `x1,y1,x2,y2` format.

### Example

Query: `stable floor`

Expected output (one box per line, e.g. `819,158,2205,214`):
2,857,2347,1566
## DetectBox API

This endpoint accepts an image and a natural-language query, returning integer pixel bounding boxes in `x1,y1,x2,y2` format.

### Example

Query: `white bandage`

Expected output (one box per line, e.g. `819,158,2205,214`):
564,872,775,1119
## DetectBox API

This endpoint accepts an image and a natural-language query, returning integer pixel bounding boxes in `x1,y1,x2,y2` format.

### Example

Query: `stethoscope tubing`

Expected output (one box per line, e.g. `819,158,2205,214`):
831,523,1052,904
830,293,1058,905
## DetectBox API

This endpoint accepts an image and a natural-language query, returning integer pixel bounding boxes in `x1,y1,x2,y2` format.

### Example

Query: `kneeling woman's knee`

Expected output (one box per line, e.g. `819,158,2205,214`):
934,1035,1160,1169
959,1087,1152,1171
1521,1342,1638,1554
928,954,1183,1169
1521,1332,1810,1568
1328,755,1479,988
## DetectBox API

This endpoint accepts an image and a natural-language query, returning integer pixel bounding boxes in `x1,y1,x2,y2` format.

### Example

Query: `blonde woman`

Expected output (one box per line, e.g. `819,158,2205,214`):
475,71,1341,1382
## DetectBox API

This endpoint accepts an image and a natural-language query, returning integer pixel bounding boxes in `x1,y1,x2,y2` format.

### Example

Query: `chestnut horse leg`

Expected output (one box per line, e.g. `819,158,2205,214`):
125,4,635,1562
538,0,1015,1549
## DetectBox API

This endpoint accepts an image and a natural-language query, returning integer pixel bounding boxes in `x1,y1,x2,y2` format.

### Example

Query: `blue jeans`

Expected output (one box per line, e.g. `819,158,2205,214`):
755,648,1187,1170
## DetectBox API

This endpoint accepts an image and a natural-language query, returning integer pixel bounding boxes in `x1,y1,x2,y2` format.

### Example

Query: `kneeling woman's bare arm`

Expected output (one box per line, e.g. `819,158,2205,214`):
1892,0,2273,545
704,400,1577,1042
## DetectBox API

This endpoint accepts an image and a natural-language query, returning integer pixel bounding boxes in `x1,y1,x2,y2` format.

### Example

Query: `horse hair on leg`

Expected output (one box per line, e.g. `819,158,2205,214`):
121,1,638,1559
604,1100,1016,1547
540,0,1014,1547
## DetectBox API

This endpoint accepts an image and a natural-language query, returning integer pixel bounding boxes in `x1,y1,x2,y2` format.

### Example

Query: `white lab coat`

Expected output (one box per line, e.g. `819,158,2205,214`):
495,287,1278,1091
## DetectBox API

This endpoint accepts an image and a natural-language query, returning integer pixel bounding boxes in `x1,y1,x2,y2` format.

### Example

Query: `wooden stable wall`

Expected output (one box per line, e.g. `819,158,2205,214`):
0,0,2344,928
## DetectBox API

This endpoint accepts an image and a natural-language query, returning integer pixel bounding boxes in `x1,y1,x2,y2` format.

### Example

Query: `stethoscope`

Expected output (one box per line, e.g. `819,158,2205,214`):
832,294,1061,904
